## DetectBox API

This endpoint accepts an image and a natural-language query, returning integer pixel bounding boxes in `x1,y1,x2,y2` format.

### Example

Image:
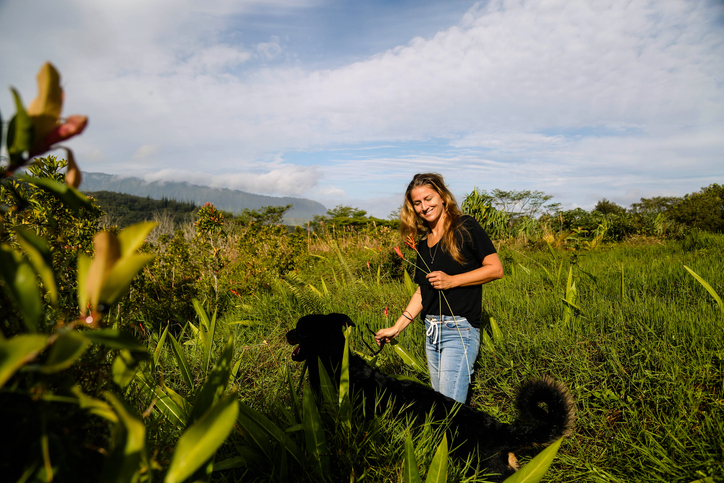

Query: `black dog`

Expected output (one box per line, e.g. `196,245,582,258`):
286,313,576,481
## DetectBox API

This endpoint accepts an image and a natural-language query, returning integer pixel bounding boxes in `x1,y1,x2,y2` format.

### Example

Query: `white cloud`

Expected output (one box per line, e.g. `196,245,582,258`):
141,164,321,196
132,144,162,161
0,0,721,216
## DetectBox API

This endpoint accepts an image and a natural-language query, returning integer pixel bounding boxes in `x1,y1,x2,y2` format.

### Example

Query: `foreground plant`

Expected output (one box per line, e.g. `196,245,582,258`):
0,63,238,483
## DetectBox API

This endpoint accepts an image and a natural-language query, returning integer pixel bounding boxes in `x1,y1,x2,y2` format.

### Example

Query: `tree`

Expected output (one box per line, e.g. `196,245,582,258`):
668,184,724,232
630,196,680,214
239,204,292,226
594,198,626,215
482,189,561,219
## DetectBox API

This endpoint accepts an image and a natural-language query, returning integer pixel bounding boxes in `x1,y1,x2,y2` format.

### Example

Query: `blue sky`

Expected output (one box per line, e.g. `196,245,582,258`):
1,0,723,218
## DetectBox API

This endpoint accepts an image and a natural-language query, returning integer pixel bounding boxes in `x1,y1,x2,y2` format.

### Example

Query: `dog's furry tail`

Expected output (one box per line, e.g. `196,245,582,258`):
514,376,576,445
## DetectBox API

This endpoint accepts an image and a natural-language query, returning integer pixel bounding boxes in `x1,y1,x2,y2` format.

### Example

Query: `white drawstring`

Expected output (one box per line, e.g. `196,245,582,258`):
426,318,442,345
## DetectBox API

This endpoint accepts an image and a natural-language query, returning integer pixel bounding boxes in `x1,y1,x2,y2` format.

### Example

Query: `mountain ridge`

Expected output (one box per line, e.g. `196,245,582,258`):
81,172,327,224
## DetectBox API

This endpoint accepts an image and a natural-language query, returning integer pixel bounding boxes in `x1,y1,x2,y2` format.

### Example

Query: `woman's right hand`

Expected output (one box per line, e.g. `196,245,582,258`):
375,327,399,346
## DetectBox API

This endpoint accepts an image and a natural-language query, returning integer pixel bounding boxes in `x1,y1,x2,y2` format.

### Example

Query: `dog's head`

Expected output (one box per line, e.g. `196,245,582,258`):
286,313,355,364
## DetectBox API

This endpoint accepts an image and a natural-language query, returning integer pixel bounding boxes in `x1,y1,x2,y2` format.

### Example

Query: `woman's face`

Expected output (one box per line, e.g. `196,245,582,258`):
410,185,445,226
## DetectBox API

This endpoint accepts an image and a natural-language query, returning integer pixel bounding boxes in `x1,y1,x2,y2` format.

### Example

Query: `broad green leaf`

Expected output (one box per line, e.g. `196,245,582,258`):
684,265,724,314
188,336,234,426
99,253,155,307
302,384,330,477
403,433,422,483
70,385,117,423
502,437,562,483
390,340,426,373
14,227,58,306
490,317,503,345
40,330,90,373
153,324,170,368
112,350,141,388
0,334,47,388
213,456,246,471
167,333,194,390
338,326,352,425
76,253,91,316
317,361,336,408
236,400,305,465
102,392,148,483
193,298,212,332
165,394,239,483
0,244,42,332
134,371,187,429
482,330,495,352
117,221,157,258
16,175,93,213
403,269,417,296
425,434,448,483
84,230,121,309
83,329,146,352
7,89,34,164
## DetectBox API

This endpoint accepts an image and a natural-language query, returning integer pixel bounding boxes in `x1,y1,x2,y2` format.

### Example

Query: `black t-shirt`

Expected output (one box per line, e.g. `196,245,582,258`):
413,215,497,328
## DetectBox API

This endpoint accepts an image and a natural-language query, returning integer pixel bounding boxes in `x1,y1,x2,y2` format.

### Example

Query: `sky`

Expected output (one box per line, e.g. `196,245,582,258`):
1,0,722,218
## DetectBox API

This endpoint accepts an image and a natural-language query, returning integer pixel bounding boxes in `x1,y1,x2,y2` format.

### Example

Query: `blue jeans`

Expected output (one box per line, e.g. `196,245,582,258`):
424,315,480,403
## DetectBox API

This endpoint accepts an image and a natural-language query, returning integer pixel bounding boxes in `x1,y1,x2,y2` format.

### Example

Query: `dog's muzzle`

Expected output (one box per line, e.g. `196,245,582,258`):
286,329,305,362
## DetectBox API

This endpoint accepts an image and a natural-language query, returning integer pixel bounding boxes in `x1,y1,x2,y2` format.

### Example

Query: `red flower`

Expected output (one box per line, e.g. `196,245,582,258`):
383,307,389,317
405,234,417,250
394,246,405,260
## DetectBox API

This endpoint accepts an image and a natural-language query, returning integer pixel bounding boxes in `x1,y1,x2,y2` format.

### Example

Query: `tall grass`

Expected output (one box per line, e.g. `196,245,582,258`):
132,229,723,482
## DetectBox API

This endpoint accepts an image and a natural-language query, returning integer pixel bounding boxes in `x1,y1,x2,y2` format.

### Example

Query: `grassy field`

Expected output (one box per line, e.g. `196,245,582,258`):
137,229,724,482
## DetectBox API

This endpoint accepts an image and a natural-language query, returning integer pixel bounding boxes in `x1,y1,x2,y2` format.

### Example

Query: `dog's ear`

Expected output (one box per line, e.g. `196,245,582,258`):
327,313,355,328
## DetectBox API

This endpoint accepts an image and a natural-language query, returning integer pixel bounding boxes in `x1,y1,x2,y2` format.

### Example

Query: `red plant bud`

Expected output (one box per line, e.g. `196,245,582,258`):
394,246,405,260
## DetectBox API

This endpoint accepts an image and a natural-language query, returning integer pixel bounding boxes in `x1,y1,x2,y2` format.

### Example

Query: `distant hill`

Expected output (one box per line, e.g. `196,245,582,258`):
81,172,327,225
87,191,198,228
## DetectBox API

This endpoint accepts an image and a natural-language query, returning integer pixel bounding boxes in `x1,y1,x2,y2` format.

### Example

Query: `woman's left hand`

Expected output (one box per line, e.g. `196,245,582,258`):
426,271,453,290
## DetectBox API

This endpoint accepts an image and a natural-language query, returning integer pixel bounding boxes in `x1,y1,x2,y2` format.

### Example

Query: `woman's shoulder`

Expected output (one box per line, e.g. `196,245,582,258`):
458,214,482,230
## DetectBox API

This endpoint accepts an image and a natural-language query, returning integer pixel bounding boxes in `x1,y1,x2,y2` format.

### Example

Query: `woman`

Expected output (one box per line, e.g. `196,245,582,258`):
375,173,503,403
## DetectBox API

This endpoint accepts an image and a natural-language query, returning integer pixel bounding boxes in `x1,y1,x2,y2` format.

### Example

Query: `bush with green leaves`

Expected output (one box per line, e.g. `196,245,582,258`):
1,63,240,483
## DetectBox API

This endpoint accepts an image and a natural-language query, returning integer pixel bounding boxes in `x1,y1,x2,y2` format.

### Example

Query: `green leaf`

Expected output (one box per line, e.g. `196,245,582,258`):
482,329,495,352
40,330,90,373
502,437,562,483
136,370,189,429
0,334,47,388
14,227,58,307
83,329,146,352
302,384,330,477
684,265,724,314
98,253,155,307
403,269,417,297
403,433,422,483
69,385,118,422
16,174,93,213
188,336,234,426
7,88,34,166
338,326,352,425
112,349,141,388
0,244,42,332
390,340,426,373
117,221,157,258
102,392,148,483
165,394,239,483
425,434,448,483
490,316,504,345
317,360,337,408
168,332,194,390
76,253,91,316
236,400,305,465
153,324,169,368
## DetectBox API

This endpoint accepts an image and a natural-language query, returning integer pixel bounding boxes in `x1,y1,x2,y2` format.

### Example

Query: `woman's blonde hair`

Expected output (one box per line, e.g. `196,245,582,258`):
400,173,468,264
